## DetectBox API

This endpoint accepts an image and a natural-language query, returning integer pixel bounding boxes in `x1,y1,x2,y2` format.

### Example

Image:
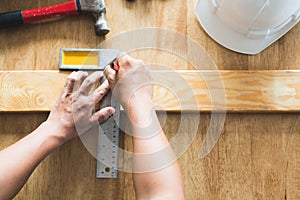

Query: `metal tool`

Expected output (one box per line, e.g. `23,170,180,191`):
0,0,110,36
59,48,119,70
97,90,120,178
58,48,120,178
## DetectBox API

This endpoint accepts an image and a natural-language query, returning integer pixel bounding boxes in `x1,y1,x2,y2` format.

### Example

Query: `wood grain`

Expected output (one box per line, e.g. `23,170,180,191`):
1,70,300,112
0,0,300,199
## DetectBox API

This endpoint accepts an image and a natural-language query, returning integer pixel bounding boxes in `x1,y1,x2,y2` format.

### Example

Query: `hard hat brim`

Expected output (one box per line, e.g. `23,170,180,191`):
196,0,299,55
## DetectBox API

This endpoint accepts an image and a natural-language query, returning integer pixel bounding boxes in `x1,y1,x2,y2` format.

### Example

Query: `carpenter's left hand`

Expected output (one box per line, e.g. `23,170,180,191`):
45,71,115,143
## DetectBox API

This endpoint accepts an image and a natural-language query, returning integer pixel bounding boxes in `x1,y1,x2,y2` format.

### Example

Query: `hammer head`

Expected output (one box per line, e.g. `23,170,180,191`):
94,11,110,36
78,0,110,36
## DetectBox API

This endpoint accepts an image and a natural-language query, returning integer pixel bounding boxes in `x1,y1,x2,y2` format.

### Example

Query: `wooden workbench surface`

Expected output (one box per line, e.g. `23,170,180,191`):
0,0,299,199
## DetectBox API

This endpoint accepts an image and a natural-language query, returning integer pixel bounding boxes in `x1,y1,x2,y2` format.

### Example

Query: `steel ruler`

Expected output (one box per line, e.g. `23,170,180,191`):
97,90,120,178
58,48,120,178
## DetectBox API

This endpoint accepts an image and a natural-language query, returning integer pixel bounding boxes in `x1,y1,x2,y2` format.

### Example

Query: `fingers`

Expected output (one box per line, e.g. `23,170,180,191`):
104,65,116,86
63,72,76,95
63,71,110,100
63,71,88,96
117,54,145,69
73,71,89,90
93,80,110,104
104,54,145,85
79,71,103,95
116,53,131,67
91,107,115,123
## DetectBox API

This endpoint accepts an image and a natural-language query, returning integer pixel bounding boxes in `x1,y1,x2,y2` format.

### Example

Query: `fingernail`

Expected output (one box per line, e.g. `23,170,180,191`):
109,108,115,114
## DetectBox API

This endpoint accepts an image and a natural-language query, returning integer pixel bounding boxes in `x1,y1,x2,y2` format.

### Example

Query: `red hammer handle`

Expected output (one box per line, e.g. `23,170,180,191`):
22,0,78,23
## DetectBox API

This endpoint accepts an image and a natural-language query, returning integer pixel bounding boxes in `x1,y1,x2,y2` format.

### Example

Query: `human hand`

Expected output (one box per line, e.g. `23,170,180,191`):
104,54,154,114
45,71,115,143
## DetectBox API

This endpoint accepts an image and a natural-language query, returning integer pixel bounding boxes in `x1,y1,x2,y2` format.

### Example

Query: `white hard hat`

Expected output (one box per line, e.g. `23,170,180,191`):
196,0,300,54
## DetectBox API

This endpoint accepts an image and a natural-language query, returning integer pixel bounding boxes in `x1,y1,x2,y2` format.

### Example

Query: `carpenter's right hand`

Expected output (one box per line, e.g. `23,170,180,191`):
104,54,153,113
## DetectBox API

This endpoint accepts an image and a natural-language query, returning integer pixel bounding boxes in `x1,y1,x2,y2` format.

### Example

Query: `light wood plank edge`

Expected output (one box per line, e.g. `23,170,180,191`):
1,70,300,113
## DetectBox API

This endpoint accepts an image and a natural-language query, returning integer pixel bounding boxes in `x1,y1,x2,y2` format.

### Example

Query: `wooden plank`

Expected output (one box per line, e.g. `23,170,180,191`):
1,70,300,112
0,0,299,199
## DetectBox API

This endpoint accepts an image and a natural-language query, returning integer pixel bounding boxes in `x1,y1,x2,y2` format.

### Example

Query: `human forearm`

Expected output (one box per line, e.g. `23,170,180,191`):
129,104,185,199
0,71,113,200
0,122,66,200
104,55,185,199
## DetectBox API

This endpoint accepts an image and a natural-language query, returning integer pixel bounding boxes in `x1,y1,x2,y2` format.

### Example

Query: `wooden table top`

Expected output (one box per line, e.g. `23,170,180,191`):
0,0,299,71
0,1,299,199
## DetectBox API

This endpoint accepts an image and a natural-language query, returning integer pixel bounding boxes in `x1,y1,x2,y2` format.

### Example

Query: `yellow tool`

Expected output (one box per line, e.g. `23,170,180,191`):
59,48,119,71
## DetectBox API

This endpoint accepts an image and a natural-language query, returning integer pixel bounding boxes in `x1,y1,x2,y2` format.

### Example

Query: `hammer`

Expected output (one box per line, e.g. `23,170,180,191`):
0,0,110,36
